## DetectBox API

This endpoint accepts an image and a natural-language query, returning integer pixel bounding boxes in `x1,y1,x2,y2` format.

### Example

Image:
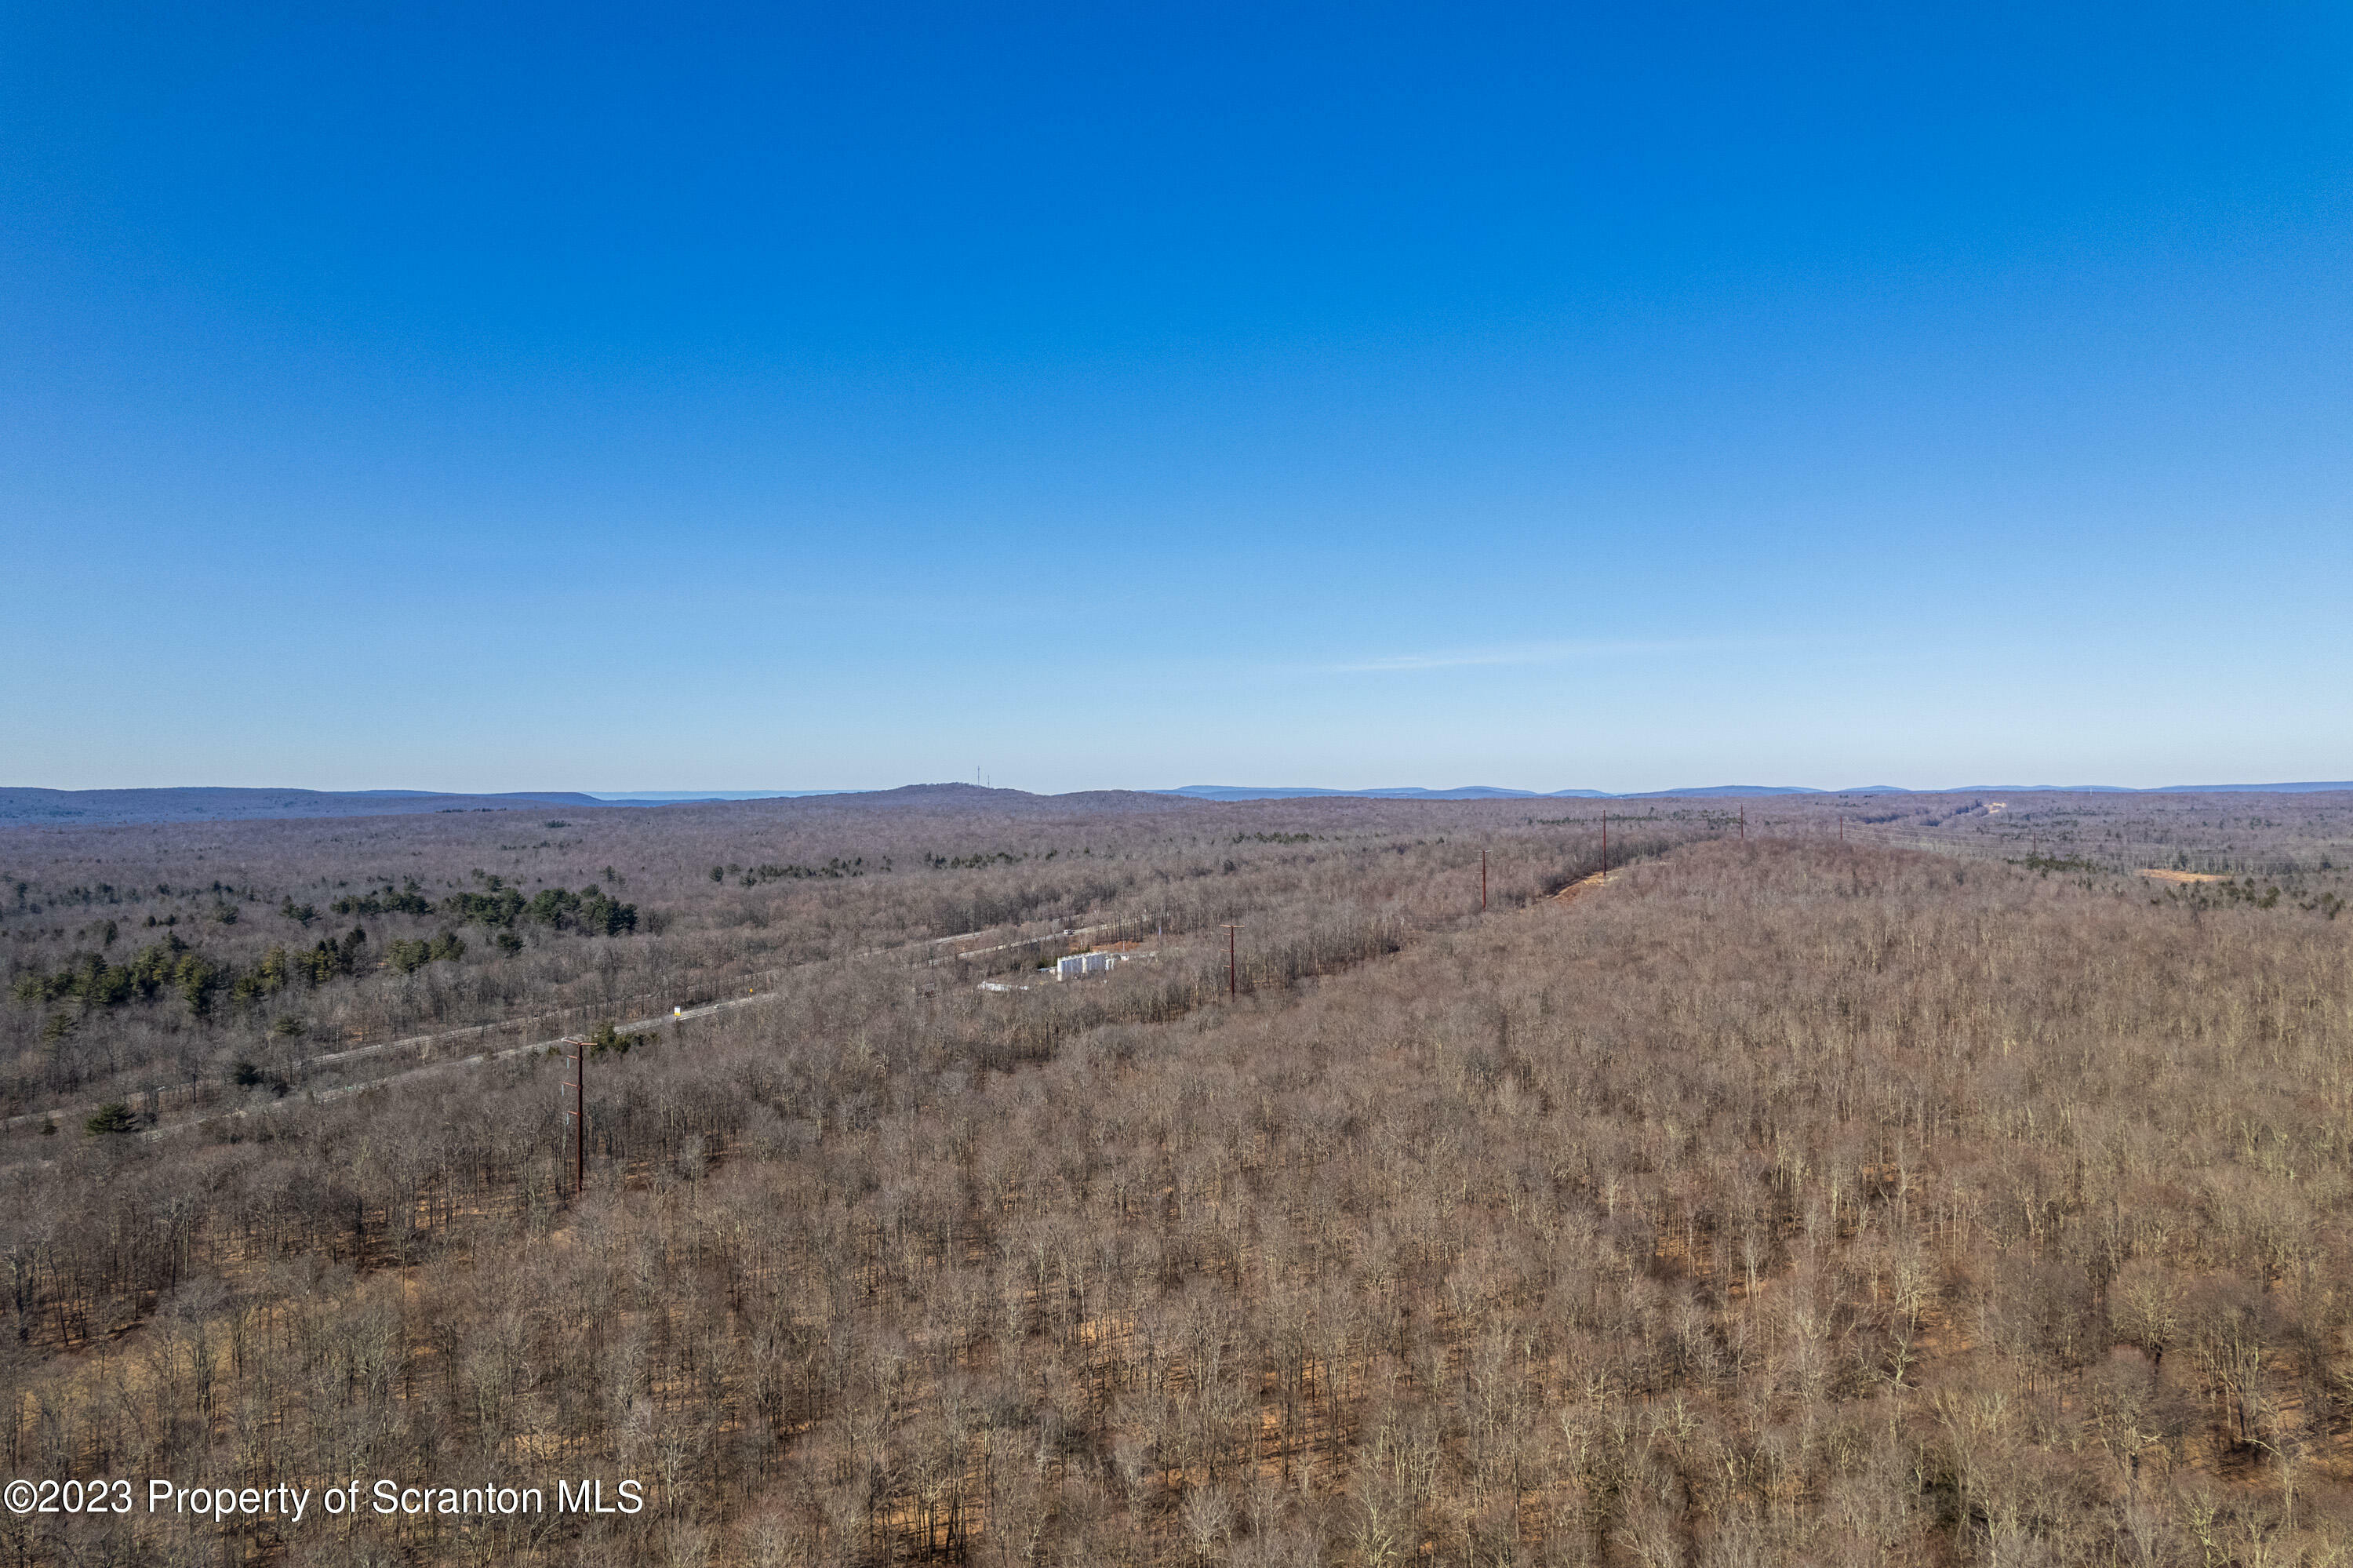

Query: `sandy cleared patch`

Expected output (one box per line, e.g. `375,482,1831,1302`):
1551,870,1610,903
2139,868,2228,883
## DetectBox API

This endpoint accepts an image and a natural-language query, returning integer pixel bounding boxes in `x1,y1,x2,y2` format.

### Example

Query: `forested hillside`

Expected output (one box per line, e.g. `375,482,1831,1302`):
2,791,2350,1565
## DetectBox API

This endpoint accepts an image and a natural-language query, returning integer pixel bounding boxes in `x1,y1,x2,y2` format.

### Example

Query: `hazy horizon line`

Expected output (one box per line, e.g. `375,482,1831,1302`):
9,780,2353,801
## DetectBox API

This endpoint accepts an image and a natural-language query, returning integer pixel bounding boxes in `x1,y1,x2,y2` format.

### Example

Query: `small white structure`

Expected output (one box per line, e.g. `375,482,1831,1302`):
1055,951,1122,980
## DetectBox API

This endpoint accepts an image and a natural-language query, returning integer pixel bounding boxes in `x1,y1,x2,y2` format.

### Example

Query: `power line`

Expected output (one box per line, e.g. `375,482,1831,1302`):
563,1036,585,1197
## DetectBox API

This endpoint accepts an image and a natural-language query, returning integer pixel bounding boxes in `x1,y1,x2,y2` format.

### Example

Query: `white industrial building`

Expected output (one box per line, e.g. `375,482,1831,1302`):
1055,951,1122,980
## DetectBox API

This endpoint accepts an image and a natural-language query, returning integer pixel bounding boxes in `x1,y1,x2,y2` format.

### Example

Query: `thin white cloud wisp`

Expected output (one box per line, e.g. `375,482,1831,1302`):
1318,638,1728,675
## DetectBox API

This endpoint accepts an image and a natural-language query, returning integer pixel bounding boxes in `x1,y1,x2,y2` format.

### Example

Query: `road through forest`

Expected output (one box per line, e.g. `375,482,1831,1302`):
2,918,1129,1141
16,853,1633,1145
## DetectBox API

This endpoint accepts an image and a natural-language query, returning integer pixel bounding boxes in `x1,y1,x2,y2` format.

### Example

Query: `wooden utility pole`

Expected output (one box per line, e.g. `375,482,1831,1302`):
1602,810,1609,880
1740,806,1746,843
1481,849,1488,911
1223,924,1242,999
563,1038,585,1197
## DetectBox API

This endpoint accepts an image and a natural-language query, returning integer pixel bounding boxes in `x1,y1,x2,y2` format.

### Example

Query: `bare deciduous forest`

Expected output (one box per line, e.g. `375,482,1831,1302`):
4,786,2351,1566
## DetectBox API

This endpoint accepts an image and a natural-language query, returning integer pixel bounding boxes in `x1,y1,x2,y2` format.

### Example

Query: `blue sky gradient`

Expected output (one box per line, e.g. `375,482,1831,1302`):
6,2,2349,792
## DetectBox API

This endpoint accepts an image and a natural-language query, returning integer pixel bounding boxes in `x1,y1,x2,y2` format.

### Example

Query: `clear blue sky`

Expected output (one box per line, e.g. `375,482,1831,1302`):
6,2,2349,792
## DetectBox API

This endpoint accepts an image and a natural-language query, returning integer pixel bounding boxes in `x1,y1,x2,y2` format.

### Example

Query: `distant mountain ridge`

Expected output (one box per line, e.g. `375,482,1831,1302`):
0,783,1193,828
1160,785,1568,802
6,779,2348,830
585,791,846,802
1156,784,1846,801
0,786,860,827
0,786,614,827
1158,781,2353,801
